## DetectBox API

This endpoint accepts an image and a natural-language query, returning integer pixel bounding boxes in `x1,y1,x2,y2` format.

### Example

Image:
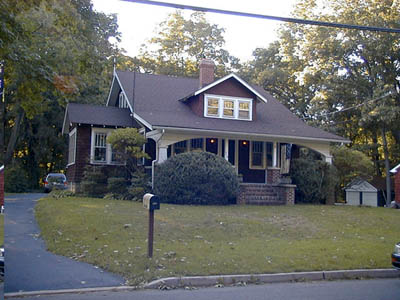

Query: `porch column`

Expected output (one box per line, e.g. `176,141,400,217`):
272,142,278,167
158,146,168,164
217,138,222,156
224,138,229,161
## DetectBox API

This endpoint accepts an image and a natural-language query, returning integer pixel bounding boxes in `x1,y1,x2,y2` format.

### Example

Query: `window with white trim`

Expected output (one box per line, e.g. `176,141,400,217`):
118,92,129,108
68,128,76,165
250,141,265,169
91,128,123,165
204,94,252,120
94,132,107,162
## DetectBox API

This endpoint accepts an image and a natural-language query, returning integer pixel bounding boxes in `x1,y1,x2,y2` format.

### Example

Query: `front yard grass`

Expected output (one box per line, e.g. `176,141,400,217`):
36,196,399,286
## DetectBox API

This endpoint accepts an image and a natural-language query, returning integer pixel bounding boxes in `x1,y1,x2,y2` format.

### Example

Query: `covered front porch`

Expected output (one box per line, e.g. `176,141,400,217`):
145,128,333,185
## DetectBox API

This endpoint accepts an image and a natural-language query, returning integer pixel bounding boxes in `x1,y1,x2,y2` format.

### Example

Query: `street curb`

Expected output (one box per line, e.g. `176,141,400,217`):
4,269,399,298
4,286,137,299
144,268,400,289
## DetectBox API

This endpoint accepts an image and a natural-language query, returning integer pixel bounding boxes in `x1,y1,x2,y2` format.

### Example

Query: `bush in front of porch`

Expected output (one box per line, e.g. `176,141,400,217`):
154,152,239,205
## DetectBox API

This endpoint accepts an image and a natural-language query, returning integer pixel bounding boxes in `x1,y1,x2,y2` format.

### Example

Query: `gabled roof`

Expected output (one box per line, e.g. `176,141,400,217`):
390,163,400,173
62,103,134,134
345,178,377,192
179,73,268,103
112,70,349,143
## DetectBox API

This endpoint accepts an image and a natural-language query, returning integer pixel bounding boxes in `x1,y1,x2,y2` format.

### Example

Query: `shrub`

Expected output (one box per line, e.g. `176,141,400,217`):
128,169,151,201
154,152,239,205
4,165,31,193
107,177,129,199
291,158,337,204
80,165,107,197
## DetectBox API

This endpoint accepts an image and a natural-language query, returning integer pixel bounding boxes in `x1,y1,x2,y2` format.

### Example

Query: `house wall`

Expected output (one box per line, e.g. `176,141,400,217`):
66,125,91,191
0,167,4,207
395,171,400,204
187,78,257,119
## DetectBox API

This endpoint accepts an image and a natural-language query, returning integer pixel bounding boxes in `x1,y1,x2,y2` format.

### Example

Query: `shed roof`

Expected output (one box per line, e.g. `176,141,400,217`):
115,70,349,143
345,178,377,192
62,103,134,134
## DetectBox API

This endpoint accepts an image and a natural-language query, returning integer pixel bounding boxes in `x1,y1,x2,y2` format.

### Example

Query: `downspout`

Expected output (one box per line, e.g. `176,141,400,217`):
151,129,165,190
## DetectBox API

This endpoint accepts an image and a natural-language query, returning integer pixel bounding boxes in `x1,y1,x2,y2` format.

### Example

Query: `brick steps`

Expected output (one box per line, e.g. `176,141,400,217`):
238,184,285,205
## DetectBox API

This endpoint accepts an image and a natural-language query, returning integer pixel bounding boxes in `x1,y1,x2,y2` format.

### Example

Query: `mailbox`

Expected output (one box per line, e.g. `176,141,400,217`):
143,193,160,211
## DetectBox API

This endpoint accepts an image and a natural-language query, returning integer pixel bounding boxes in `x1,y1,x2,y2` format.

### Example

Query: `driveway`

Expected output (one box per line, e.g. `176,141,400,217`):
5,193,125,293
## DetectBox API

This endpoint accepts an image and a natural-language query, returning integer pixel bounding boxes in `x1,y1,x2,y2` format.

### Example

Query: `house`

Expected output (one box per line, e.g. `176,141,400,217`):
0,165,4,211
344,178,378,207
62,59,349,204
390,164,400,206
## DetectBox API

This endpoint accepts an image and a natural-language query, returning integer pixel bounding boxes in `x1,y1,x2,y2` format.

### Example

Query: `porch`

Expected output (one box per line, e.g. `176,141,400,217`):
144,129,334,205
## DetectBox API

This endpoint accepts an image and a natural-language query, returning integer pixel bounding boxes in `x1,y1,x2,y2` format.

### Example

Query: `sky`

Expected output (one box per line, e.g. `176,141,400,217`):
92,0,298,62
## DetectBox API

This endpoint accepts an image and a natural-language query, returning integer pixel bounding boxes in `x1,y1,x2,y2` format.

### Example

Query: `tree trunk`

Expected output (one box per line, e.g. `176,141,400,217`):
5,108,24,165
381,127,392,206
371,133,381,177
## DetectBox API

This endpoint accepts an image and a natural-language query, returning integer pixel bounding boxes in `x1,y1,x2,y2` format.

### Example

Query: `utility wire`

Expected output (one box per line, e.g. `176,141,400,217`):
122,0,400,34
302,91,394,120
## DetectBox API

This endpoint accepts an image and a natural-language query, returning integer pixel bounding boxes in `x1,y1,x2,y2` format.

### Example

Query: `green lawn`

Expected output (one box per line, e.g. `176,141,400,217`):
36,196,399,286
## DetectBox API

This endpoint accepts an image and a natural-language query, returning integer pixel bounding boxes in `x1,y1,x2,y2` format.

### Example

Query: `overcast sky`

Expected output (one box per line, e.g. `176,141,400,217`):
92,0,298,62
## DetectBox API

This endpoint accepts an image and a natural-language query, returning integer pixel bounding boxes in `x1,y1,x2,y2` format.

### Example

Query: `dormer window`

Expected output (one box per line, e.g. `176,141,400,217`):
119,92,129,109
204,94,252,121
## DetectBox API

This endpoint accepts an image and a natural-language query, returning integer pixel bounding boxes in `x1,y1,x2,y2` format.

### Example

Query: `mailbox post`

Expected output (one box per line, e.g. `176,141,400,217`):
143,193,160,258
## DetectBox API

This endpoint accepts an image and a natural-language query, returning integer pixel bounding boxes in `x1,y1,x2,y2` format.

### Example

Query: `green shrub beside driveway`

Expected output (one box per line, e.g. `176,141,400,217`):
36,196,400,286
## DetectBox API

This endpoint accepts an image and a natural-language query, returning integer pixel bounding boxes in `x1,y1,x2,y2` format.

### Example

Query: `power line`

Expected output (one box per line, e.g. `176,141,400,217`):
302,91,394,120
122,0,400,34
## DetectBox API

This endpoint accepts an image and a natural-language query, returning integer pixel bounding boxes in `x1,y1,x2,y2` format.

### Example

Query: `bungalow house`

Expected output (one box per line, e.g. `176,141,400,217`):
62,59,349,204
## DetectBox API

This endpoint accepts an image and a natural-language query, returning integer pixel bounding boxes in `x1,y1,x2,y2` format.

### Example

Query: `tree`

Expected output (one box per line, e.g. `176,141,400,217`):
1,0,120,188
332,145,374,193
131,11,241,77
245,0,400,206
106,128,149,175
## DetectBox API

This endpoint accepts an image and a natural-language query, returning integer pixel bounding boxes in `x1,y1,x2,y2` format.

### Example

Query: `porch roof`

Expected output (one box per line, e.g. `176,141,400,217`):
115,71,349,143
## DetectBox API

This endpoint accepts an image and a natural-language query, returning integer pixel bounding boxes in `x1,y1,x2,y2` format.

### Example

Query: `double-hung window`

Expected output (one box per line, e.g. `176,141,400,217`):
94,132,107,162
91,128,122,165
204,94,252,120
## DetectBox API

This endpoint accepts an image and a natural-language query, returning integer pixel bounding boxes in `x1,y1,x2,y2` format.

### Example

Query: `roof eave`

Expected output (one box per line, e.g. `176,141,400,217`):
152,125,349,144
180,73,268,103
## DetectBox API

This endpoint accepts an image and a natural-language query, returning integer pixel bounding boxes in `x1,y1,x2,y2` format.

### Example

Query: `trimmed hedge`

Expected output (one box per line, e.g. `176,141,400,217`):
154,151,239,205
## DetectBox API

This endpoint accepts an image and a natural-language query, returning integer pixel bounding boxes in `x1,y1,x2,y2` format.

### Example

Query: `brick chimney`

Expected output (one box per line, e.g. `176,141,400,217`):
199,59,215,88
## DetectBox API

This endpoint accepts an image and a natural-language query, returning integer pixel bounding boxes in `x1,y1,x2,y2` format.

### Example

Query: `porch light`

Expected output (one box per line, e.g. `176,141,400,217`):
210,139,216,144
242,141,248,146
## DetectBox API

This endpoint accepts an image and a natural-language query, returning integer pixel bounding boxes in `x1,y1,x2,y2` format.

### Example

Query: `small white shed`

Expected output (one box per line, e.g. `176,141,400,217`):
345,178,378,207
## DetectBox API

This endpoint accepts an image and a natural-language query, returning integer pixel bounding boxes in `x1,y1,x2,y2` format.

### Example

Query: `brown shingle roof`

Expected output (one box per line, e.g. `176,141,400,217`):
65,103,134,128
116,70,348,142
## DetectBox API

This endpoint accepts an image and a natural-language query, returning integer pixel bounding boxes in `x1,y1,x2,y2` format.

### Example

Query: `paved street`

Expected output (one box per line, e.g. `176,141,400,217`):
4,194,125,293
9,278,400,300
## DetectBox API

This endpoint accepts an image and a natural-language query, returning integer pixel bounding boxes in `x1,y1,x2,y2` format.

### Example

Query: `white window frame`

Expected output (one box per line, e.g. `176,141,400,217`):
90,128,123,165
118,92,129,108
204,94,253,121
249,141,266,169
67,127,77,166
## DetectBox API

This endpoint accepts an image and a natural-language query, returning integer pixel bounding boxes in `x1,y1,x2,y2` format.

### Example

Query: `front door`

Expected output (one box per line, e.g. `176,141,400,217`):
238,140,265,183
